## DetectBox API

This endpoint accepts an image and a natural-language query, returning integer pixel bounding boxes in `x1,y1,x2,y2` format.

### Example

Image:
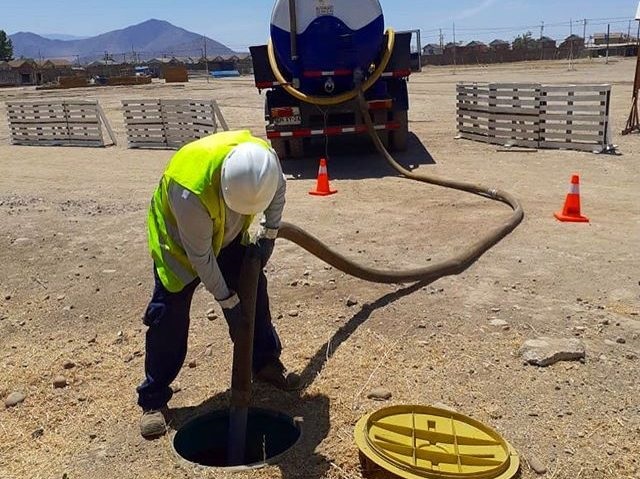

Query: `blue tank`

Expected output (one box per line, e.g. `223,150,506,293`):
270,0,385,96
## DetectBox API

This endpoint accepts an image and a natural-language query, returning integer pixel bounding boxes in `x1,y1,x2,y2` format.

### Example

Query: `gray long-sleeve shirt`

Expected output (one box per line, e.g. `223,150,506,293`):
167,173,286,300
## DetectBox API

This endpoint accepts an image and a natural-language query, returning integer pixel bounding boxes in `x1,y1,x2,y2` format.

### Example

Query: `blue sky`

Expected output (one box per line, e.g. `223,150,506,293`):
4,0,639,50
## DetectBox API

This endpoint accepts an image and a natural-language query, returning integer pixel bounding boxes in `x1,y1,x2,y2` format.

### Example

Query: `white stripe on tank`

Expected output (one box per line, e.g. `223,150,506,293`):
271,0,383,34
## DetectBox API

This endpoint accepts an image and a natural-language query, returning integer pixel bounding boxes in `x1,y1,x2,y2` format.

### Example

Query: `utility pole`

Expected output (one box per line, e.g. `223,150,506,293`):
37,50,43,85
569,19,575,70
622,0,640,135
583,19,587,43
203,35,209,83
623,19,640,134
439,28,444,49
540,21,545,60
629,20,633,41
452,22,457,73
606,23,611,64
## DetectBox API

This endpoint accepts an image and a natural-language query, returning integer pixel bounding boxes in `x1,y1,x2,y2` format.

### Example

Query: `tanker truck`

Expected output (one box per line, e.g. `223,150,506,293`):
250,0,414,159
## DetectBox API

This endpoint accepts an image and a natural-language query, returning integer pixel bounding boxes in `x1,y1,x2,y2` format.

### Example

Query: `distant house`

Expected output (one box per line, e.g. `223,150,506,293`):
8,59,38,85
194,53,252,75
489,39,510,51
588,33,638,57
422,43,444,56
0,61,16,86
466,41,489,54
86,59,119,68
593,32,629,45
444,42,465,53
537,36,557,50
235,53,253,74
173,57,198,71
560,34,584,48
209,54,239,72
173,57,197,65
86,60,134,78
36,59,73,84
559,34,585,51
146,57,183,78
43,59,72,69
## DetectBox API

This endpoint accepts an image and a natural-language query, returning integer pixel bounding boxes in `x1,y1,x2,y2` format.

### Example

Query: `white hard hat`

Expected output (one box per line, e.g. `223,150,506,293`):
221,143,281,215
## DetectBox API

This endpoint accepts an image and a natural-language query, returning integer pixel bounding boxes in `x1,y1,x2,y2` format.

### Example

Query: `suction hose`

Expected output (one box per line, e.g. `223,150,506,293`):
227,245,261,466
269,34,525,284
277,95,524,284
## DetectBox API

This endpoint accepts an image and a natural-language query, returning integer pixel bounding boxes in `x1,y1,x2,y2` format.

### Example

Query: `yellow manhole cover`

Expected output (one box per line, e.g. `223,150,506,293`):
355,405,520,479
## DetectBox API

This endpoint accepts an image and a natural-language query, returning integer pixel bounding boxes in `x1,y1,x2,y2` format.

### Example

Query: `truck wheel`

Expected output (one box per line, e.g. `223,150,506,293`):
270,138,287,160
288,138,305,159
373,110,390,150
391,110,409,152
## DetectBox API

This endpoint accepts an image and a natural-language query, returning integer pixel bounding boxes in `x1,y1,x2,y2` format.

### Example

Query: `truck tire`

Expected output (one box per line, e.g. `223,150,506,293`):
270,138,287,160
288,138,305,159
391,110,409,152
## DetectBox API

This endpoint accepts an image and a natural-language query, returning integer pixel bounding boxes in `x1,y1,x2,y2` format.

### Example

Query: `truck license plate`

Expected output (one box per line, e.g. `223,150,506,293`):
274,115,302,126
316,5,334,16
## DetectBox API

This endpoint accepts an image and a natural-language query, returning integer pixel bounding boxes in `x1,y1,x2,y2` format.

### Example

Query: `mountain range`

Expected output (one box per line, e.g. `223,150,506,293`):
9,19,235,63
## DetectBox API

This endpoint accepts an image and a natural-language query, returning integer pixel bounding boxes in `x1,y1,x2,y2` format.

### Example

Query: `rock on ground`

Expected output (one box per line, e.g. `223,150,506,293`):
5,391,26,408
489,319,508,327
367,388,392,401
53,376,68,388
527,454,548,475
519,337,586,367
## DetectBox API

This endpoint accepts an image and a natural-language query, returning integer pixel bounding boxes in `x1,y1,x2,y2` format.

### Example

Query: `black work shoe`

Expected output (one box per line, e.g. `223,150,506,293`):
255,359,301,391
140,409,167,438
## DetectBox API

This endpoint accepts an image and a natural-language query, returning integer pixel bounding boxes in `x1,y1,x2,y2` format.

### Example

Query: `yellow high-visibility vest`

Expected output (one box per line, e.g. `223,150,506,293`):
148,130,270,292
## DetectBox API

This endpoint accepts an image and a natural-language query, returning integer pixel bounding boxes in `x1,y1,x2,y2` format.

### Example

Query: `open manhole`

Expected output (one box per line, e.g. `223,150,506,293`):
173,408,302,470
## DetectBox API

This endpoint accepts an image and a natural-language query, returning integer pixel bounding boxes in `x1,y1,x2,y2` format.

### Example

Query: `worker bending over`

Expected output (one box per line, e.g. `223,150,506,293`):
137,130,299,438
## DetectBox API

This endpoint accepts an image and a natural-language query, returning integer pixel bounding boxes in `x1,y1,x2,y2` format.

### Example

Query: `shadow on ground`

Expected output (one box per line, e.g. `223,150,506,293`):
169,281,427,479
281,133,436,181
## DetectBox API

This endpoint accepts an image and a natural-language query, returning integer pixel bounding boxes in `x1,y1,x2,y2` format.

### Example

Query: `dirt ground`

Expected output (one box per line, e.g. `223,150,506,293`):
1,57,639,479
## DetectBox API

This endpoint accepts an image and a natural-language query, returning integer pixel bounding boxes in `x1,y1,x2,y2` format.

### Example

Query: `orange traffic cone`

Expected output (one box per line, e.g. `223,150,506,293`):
554,174,589,223
309,158,337,196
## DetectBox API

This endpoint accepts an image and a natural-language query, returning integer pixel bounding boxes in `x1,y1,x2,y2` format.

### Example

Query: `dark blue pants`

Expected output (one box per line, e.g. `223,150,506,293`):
136,238,282,411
